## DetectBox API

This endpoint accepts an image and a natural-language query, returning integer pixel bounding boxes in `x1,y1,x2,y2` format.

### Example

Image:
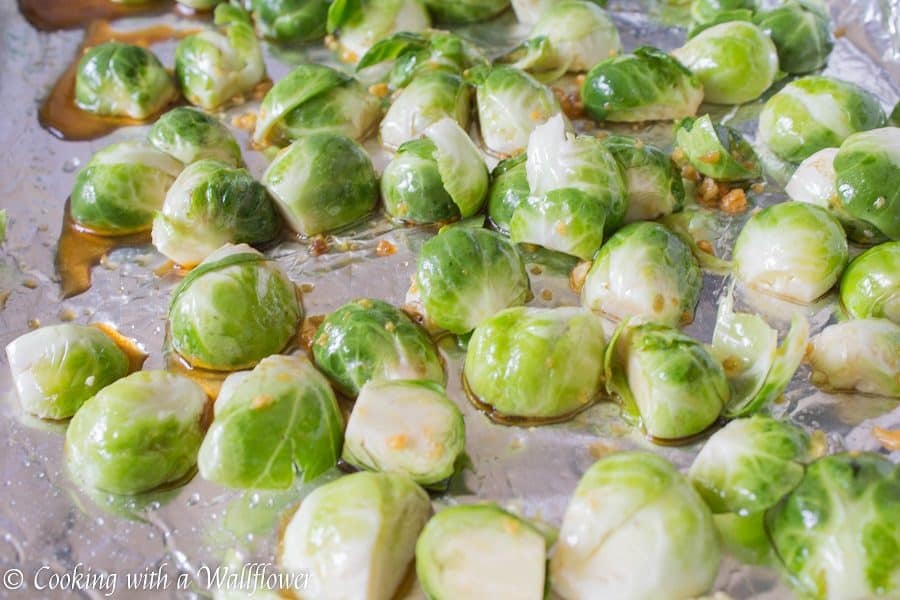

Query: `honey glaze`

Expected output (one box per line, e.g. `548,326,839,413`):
165,351,229,401
18,0,172,31
39,21,195,141
56,199,152,299
91,322,149,372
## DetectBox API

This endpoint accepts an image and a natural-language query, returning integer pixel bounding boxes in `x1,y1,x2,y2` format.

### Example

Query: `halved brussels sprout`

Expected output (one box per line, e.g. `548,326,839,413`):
263,132,377,236
74,42,176,119
424,0,510,24
198,354,343,489
733,202,848,303
342,380,464,485
551,452,720,600
754,0,832,74
486,153,529,233
509,115,626,259
152,160,281,267
511,0,607,25
690,0,756,25
168,244,302,371
414,227,530,334
251,0,330,43
758,76,886,164
602,135,684,222
148,107,243,167
606,322,728,440
840,242,900,323
833,127,900,241
767,453,900,600
5,324,130,420
175,4,266,110
279,471,431,600
381,118,488,224
416,504,547,599
675,115,761,181
380,71,472,150
464,307,607,422
472,65,563,157
66,370,208,494
312,298,444,396
253,64,381,147
70,141,183,235
672,21,778,105
581,46,703,122
506,0,620,81
711,291,808,417
326,0,431,61
582,222,701,327
689,416,810,514
807,319,900,397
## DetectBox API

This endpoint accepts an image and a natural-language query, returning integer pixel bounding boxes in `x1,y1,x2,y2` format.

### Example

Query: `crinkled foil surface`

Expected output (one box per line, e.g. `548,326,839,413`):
0,1,898,598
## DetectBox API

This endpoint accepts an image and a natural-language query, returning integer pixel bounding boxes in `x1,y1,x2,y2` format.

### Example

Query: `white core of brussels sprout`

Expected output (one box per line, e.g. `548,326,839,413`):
778,84,854,140
526,114,572,195
380,85,444,150
477,71,560,156
337,0,431,59
90,141,184,176
342,381,462,484
424,516,546,599
807,319,900,397
186,30,266,109
424,118,489,217
785,148,838,207
511,0,551,25
623,166,674,222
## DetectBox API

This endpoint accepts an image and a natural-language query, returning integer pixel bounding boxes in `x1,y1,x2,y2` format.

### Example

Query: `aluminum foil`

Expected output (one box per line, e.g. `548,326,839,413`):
0,1,898,598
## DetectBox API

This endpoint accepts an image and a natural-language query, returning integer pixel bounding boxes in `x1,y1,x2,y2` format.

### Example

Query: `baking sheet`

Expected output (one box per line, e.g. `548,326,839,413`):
0,1,898,598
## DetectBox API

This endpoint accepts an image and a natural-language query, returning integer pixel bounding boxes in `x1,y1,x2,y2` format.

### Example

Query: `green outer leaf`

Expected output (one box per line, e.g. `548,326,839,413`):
510,188,608,260
426,118,489,218
424,0,510,24
148,107,243,167
0,209,6,243
252,0,330,43
487,153,529,233
741,313,807,416
839,241,900,323
676,115,761,181
602,134,684,223
197,355,343,489
892,101,900,127
690,0,757,25
659,208,733,274
687,9,753,39
326,0,362,32
381,139,460,224
170,251,268,310
416,228,530,334
357,31,429,70
753,0,833,74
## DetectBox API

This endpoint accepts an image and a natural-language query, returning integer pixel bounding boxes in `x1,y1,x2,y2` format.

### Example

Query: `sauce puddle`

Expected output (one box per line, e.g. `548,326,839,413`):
18,0,173,31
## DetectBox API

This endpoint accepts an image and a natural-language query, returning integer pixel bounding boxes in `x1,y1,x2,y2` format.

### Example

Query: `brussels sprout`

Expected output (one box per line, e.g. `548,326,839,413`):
380,71,472,150
312,298,444,396
507,1,620,81
175,5,266,110
74,42,176,119
198,355,343,489
70,141,183,236
840,242,900,323
250,0,330,43
326,0,431,60
511,0,607,25
177,0,222,8
659,206,734,273
833,127,900,241
602,135,684,222
0,210,6,244
148,107,243,167
758,76,887,164
253,64,381,147
672,21,778,105
581,46,703,122
278,471,430,600
892,101,900,126
384,118,487,223
168,244,302,371
416,504,547,599
487,153,529,233
509,115,626,259
689,416,810,514
686,8,754,39
66,371,208,494
675,115,761,181
263,133,377,236
807,319,900,397
152,160,281,267
357,30,489,90
754,0,832,74
464,307,606,422
473,65,563,157
414,228,530,334
424,0,510,24
342,380,464,485
551,452,720,600
690,0,756,25
767,453,900,600
733,202,848,303
5,324,130,420
606,323,728,440
581,222,701,327
711,291,809,417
